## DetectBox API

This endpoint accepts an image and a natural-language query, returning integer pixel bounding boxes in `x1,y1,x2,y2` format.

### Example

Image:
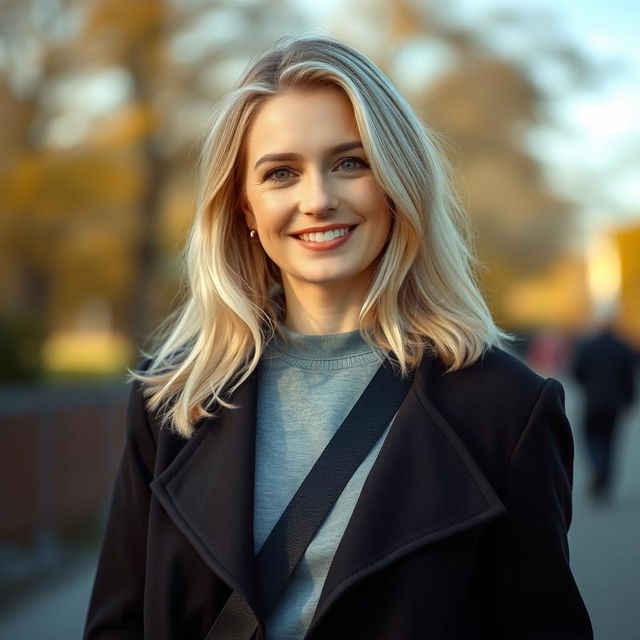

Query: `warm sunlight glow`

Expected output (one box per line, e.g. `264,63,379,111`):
586,232,622,315
43,331,133,375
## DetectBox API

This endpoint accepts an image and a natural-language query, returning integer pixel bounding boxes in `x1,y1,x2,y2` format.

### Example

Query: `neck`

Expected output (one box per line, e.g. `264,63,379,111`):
281,273,372,335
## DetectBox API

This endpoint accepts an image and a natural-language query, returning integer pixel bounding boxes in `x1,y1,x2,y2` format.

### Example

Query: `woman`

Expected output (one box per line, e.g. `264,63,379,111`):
85,37,593,639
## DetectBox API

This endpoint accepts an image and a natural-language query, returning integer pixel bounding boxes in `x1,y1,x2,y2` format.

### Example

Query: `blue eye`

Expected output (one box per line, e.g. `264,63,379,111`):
266,167,293,183
338,157,367,172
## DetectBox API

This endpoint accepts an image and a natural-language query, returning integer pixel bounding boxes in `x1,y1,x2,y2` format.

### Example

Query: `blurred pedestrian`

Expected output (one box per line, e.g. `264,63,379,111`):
84,37,592,639
572,324,637,499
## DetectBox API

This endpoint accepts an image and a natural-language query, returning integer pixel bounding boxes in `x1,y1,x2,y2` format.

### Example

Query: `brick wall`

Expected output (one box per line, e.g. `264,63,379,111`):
0,385,129,545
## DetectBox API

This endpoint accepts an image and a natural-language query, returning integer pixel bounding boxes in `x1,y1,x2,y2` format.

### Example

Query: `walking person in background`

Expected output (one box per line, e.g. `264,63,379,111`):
84,37,592,639
572,322,637,500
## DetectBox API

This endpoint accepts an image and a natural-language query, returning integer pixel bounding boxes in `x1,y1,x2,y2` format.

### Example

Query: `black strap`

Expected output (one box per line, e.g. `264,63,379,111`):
206,360,412,640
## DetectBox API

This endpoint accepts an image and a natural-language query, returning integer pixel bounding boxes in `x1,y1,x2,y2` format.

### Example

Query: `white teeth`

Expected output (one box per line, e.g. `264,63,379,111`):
299,228,350,242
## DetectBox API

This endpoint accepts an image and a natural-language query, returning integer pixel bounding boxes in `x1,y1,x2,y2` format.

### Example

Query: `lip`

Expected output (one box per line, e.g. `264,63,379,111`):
289,223,355,236
292,225,356,252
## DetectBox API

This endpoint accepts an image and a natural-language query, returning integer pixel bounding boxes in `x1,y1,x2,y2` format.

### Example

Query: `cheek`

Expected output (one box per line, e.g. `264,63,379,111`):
366,193,392,239
250,193,291,234
352,180,390,220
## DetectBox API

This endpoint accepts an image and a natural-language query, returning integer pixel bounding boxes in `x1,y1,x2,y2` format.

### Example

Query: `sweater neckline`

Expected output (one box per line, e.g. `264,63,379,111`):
266,323,384,371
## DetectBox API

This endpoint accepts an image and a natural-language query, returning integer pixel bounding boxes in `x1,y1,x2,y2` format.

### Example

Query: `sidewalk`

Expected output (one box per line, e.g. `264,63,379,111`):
1,375,639,639
0,551,97,639
563,374,640,640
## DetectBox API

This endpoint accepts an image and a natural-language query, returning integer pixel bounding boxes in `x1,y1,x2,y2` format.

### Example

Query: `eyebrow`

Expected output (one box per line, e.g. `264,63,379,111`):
253,140,364,170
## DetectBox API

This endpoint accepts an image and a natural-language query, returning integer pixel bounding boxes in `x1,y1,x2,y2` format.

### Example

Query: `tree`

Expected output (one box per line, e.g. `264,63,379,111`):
0,0,306,376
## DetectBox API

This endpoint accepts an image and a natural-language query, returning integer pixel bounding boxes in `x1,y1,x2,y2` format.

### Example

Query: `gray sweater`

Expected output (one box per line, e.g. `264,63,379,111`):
254,325,393,639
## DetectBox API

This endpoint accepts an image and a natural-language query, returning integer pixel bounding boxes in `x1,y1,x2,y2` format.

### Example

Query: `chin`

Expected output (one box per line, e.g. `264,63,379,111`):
302,270,356,286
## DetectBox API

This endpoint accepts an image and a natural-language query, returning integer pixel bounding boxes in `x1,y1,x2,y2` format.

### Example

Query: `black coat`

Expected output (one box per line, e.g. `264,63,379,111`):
84,347,592,639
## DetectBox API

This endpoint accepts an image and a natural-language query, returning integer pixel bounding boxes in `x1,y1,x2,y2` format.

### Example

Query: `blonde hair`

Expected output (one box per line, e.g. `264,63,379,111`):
134,36,504,437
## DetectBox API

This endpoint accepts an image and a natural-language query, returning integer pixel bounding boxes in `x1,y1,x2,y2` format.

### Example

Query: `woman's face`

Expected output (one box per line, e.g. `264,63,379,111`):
242,87,391,298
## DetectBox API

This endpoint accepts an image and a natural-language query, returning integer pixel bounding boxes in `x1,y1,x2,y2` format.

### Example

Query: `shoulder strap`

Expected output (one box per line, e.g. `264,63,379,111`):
206,359,412,640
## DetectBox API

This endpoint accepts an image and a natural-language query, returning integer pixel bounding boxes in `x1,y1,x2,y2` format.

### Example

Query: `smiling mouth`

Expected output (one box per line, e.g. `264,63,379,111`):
296,226,356,242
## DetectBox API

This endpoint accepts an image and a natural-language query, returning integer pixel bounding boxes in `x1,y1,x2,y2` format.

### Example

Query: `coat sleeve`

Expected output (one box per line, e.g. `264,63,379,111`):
478,378,593,639
84,379,157,639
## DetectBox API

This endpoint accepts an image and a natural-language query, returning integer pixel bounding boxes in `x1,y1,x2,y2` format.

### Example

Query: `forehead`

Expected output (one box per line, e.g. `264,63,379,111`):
244,87,360,159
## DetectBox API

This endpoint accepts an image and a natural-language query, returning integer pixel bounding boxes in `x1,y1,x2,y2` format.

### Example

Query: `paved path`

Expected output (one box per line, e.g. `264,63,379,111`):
0,552,97,640
563,374,640,640
1,376,638,639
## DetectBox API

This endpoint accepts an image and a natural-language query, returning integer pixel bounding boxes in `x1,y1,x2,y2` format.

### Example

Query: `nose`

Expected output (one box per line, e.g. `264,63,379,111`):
298,171,338,216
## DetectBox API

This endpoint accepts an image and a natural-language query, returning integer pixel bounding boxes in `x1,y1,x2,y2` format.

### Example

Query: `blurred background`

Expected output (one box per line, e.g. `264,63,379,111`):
1,0,639,638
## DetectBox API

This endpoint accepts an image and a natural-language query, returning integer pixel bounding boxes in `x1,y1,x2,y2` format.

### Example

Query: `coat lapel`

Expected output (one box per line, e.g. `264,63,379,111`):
309,354,506,632
149,368,263,621
149,354,506,635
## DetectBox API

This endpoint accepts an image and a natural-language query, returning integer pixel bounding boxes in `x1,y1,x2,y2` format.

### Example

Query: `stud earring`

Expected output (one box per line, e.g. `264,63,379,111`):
249,229,257,239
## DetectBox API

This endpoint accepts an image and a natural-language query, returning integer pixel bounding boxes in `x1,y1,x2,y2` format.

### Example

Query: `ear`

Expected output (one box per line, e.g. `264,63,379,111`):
240,195,256,230
243,209,256,231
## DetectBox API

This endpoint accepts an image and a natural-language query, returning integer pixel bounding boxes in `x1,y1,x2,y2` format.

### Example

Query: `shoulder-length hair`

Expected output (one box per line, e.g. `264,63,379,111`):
133,36,504,437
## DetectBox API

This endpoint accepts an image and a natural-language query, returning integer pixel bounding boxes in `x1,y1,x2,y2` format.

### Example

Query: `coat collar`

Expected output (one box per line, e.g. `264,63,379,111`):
308,354,506,633
150,354,506,633
149,369,263,620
